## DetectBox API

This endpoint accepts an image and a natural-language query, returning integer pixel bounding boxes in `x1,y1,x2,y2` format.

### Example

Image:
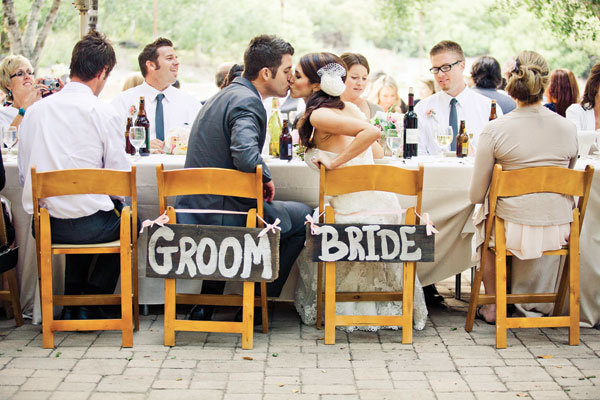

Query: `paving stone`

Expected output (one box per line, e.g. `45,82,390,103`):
146,389,222,400
21,377,63,391
73,359,128,375
529,391,570,400
8,357,77,370
0,374,27,385
357,379,394,389
223,395,261,400
474,392,531,400
56,381,97,392
302,384,357,394
358,389,436,399
11,391,52,400
437,393,476,400
389,371,427,381
353,367,389,380
152,379,190,389
88,393,146,400
0,385,18,398
301,368,354,385
264,367,300,376
49,392,92,400
463,373,507,392
263,383,301,394
124,367,160,376
96,375,155,392
225,379,263,393
564,386,600,399
448,345,500,359
392,379,431,390
426,372,470,392
84,348,133,359
495,366,553,382
505,381,561,391
263,395,318,400
196,360,265,373
161,359,197,369
64,374,102,383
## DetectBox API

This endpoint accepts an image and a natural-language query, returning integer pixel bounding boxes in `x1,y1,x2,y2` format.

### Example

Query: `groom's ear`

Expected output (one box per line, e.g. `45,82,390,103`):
258,67,272,82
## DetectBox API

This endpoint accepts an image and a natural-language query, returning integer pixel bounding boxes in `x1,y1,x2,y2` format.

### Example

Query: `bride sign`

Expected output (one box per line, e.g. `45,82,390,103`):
145,224,280,281
306,223,434,263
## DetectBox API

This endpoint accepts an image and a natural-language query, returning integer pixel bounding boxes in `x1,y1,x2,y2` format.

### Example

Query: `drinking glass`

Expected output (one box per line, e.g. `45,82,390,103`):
386,129,402,158
2,126,18,151
436,126,453,155
129,127,146,161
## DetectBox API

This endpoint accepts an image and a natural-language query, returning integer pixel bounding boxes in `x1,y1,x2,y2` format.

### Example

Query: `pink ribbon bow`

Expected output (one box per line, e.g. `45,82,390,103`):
257,216,282,237
139,211,170,233
418,212,439,236
304,212,325,235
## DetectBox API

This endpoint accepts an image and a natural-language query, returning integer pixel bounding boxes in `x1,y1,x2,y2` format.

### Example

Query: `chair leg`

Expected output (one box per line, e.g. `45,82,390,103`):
316,262,323,330
465,264,484,332
260,282,268,334
242,281,255,350
324,261,336,345
402,262,415,344
495,220,508,349
552,256,569,317
40,256,54,349
568,219,580,346
5,269,23,327
133,248,140,331
120,244,133,348
164,278,176,347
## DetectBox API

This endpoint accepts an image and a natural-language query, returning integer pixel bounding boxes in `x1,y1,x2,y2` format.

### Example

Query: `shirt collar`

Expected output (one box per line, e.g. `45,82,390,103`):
62,81,94,96
141,80,176,101
440,84,470,105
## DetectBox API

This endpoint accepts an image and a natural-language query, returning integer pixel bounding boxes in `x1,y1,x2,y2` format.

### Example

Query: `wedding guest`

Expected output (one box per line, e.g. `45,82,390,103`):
121,72,143,91
566,63,600,130
176,35,312,322
417,79,436,100
18,31,131,320
215,62,235,89
0,55,51,128
415,40,502,155
470,56,516,114
544,69,579,117
112,37,201,153
368,75,407,113
220,64,244,89
470,50,577,324
340,52,382,119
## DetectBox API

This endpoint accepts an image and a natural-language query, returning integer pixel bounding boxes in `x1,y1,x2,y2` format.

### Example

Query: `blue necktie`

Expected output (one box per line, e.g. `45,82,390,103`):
449,97,458,151
155,93,165,141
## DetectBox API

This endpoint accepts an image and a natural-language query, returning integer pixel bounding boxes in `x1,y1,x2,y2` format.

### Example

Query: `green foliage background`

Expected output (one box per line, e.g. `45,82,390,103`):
2,0,600,78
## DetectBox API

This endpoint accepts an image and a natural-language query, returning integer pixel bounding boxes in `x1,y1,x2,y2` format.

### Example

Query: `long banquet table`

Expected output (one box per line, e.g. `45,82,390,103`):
2,153,599,327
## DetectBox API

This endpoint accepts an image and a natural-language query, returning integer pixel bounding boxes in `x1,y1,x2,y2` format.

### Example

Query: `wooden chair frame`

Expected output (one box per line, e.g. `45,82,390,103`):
32,167,138,348
156,164,269,350
317,164,424,344
0,205,23,327
465,164,594,348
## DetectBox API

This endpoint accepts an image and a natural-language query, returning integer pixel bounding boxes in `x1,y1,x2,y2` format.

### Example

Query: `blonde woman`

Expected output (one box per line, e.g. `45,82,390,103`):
368,75,407,113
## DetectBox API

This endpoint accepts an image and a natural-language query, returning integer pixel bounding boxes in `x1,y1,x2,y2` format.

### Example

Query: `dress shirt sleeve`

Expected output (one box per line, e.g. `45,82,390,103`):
469,128,495,204
565,104,585,131
97,106,130,172
229,104,272,183
17,106,36,187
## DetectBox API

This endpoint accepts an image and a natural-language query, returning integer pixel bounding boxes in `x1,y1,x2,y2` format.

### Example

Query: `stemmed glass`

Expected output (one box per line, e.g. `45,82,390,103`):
2,126,18,153
386,129,402,158
436,126,453,156
129,127,146,161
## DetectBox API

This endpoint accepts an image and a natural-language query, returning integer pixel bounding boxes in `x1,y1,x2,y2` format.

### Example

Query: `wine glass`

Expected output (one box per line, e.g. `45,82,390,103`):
386,129,402,158
436,126,453,155
2,126,18,152
129,127,146,161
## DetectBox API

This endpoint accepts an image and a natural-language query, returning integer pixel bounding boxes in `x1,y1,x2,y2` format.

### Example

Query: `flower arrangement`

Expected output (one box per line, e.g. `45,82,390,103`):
371,110,401,134
128,105,137,117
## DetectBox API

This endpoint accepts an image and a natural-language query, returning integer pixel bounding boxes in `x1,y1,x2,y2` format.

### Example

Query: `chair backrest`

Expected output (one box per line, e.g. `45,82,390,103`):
30,166,137,243
156,164,264,226
485,164,594,245
319,164,424,220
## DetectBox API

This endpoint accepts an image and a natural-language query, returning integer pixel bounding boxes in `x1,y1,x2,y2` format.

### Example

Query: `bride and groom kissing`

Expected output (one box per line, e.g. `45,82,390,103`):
175,34,427,329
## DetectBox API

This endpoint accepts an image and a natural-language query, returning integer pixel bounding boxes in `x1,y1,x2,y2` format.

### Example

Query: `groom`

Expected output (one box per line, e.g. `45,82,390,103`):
176,35,312,321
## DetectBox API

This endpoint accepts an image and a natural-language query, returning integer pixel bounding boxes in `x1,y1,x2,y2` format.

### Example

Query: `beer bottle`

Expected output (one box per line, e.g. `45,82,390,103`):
489,100,498,121
403,87,418,158
456,120,468,158
135,96,150,156
279,119,293,161
124,117,135,155
268,98,282,157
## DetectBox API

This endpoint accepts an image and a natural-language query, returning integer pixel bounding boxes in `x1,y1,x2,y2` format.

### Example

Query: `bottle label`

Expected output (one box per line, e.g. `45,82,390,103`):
288,144,292,156
405,129,419,144
462,142,468,156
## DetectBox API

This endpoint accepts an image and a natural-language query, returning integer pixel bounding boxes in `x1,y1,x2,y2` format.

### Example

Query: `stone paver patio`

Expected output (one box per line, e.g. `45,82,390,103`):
0,276,598,400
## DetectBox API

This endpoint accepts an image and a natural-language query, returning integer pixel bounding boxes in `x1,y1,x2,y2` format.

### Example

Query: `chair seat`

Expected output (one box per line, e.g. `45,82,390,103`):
52,240,121,249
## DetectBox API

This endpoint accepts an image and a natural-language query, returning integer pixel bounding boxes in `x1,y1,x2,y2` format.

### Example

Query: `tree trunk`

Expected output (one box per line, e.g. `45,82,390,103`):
1,0,62,71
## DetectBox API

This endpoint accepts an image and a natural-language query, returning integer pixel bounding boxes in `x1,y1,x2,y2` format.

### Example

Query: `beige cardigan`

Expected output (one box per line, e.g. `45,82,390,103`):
469,105,578,225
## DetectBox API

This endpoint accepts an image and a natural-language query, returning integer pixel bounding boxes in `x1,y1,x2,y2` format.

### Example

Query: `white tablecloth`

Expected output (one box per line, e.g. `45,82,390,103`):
2,154,598,327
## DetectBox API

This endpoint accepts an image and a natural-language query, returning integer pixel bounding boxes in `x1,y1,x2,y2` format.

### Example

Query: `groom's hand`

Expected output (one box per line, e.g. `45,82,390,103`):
263,181,275,203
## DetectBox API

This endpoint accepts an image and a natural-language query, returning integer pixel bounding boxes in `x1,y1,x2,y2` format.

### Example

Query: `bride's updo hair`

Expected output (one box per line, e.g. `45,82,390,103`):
298,52,346,149
505,50,549,105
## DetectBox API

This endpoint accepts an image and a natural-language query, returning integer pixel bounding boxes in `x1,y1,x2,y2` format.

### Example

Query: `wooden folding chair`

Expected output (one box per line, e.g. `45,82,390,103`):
317,164,424,344
156,164,269,350
0,206,23,327
465,164,594,348
31,167,138,348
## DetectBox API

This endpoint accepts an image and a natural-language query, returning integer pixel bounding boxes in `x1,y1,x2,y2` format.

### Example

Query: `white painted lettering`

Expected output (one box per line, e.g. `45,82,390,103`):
195,238,218,275
345,226,365,261
362,225,381,261
318,225,349,262
148,226,178,275
399,226,421,261
218,237,242,278
175,236,197,277
377,229,400,260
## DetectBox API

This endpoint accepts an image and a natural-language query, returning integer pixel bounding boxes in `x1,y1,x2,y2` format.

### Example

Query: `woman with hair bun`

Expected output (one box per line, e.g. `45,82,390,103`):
469,50,578,324
291,52,428,331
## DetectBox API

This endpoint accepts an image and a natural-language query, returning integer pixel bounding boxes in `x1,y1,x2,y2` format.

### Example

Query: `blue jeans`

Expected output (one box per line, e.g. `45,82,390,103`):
42,200,123,295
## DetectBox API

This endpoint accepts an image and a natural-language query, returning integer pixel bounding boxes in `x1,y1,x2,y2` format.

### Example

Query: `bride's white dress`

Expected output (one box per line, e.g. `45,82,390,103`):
294,147,428,331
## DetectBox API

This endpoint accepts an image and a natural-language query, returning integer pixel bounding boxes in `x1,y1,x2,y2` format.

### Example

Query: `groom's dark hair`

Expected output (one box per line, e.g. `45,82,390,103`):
243,35,294,81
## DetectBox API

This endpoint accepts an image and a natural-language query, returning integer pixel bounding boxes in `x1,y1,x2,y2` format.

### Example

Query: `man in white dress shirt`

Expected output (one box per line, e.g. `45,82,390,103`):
415,40,502,155
18,31,131,320
112,37,201,153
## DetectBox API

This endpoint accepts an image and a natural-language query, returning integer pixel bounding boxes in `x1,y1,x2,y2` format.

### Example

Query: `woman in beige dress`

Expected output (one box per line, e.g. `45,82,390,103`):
470,50,578,324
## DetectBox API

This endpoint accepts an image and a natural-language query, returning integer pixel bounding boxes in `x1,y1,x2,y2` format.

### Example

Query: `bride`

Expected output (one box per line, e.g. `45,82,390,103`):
290,52,428,331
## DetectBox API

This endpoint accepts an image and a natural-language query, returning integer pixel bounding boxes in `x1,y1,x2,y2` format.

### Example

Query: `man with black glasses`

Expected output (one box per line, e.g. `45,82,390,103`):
415,40,502,155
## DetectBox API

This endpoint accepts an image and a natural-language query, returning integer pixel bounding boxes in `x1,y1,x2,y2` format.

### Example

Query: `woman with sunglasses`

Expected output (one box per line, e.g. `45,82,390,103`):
0,55,51,129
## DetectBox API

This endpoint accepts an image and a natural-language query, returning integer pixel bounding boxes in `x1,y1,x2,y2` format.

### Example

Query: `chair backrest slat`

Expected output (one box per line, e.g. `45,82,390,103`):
495,166,589,197
33,168,134,198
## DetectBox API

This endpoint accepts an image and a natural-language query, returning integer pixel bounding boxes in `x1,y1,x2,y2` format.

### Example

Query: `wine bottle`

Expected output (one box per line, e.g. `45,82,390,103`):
279,119,293,161
135,96,150,156
124,117,135,155
489,99,498,121
268,98,282,157
456,120,468,158
403,87,418,158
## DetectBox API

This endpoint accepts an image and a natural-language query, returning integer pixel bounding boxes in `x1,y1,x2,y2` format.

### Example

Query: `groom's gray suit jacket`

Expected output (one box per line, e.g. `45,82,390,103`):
175,77,271,226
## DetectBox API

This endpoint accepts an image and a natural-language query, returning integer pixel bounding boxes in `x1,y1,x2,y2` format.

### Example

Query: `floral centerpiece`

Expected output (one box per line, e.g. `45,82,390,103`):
165,126,191,155
370,111,403,155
